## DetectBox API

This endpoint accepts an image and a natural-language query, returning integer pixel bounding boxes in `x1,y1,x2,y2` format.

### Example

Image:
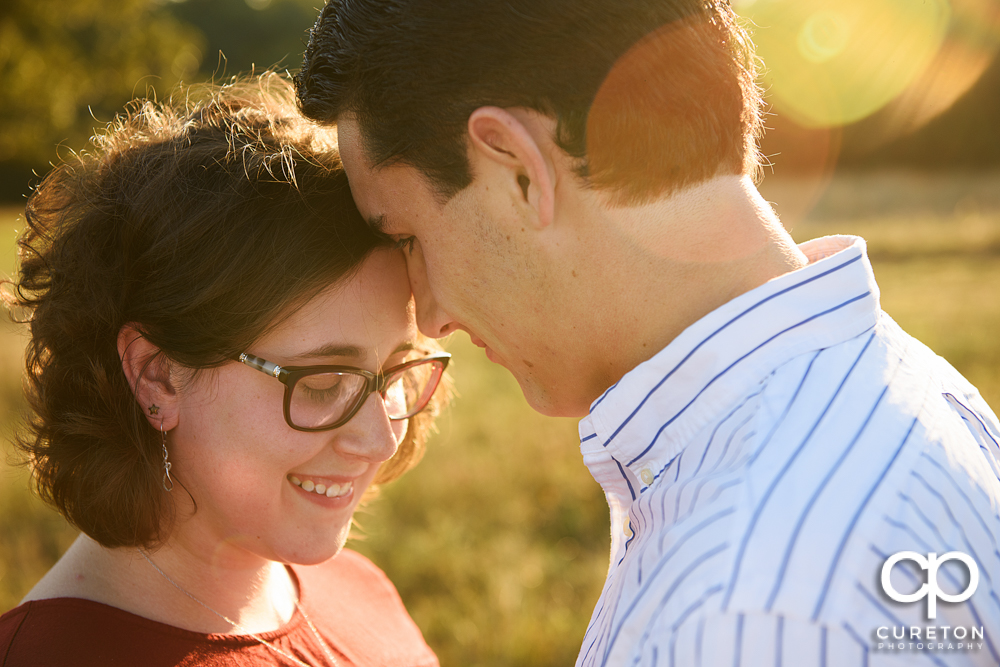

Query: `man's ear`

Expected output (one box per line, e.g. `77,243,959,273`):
467,106,555,229
117,324,179,430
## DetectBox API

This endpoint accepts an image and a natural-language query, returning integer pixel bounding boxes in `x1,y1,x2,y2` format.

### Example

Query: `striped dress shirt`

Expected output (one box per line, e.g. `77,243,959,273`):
576,236,1000,666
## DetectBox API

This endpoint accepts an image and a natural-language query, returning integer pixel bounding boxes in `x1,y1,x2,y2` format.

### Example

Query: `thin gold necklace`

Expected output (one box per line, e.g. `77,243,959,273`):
136,548,341,667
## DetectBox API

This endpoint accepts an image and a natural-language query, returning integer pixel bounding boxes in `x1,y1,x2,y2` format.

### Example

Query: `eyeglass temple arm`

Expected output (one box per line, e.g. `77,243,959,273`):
237,352,285,379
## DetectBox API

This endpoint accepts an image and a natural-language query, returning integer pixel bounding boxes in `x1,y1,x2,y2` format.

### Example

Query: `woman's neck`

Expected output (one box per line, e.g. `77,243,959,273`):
22,533,297,635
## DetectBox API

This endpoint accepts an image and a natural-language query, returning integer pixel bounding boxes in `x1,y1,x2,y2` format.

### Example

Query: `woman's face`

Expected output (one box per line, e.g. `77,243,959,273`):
167,248,418,566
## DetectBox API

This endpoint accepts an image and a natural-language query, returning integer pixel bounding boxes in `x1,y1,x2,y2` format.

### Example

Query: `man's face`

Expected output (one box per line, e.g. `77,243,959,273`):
337,118,588,417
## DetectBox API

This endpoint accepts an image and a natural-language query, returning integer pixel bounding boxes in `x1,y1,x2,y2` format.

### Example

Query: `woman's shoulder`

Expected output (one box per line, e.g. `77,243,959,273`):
295,547,397,593
0,598,186,667
292,549,439,667
0,551,438,667
0,603,30,663
1,597,307,667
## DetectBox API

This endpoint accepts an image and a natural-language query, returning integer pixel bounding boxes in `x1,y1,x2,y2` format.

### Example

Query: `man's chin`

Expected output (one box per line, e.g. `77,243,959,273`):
481,345,591,417
513,373,591,419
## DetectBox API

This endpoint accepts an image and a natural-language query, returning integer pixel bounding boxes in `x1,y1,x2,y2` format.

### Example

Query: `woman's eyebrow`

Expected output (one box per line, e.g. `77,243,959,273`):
367,213,388,233
294,344,367,361
393,341,416,354
291,340,415,362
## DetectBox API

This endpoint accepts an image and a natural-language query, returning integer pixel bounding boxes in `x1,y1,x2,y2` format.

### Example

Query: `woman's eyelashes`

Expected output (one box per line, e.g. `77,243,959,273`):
393,236,417,255
298,375,350,402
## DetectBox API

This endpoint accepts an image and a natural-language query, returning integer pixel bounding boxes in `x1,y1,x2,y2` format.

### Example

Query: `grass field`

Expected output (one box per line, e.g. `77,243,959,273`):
1,171,999,666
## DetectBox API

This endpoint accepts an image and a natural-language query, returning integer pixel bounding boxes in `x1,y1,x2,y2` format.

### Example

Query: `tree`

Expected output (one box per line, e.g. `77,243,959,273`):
0,0,204,168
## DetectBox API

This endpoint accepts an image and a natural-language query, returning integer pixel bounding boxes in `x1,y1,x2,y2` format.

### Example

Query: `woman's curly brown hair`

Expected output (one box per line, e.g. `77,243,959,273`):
6,73,447,549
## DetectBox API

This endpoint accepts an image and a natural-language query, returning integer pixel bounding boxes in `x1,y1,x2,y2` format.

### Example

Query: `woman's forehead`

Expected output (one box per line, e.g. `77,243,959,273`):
257,250,416,362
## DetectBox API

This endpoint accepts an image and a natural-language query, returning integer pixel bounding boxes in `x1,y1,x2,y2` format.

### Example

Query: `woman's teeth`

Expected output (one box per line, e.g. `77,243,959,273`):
289,475,352,498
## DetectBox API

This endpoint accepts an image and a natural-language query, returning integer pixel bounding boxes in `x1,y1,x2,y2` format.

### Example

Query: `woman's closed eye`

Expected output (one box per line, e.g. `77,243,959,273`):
297,374,351,403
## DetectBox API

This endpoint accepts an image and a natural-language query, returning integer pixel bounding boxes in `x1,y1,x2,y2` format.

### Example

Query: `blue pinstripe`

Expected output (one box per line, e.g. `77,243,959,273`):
649,584,724,666
599,255,864,452
600,512,734,663
575,238,1000,666
734,613,744,667
810,415,919,620
919,451,1000,566
839,622,868,666
723,332,877,610
898,492,1000,662
765,382,892,610
854,583,948,667
625,293,871,466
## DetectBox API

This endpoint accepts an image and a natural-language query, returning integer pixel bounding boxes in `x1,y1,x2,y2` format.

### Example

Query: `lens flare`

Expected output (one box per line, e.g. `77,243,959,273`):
797,11,852,64
846,0,1000,147
738,0,952,127
743,0,1000,222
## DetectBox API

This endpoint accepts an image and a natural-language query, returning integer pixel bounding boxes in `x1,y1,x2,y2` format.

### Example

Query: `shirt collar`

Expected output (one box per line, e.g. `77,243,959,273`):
579,235,881,497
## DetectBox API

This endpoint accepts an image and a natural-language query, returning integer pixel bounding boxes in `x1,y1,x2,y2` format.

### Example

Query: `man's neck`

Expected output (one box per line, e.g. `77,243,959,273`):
573,175,809,398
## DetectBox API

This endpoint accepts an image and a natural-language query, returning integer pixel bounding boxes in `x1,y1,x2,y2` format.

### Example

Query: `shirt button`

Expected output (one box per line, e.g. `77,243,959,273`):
640,468,654,485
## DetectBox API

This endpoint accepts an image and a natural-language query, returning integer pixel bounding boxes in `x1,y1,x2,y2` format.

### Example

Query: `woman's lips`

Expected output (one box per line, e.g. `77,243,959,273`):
287,474,363,508
289,474,353,498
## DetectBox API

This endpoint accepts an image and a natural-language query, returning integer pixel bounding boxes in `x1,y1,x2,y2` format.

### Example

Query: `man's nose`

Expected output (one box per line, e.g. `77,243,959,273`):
333,393,399,464
405,241,457,339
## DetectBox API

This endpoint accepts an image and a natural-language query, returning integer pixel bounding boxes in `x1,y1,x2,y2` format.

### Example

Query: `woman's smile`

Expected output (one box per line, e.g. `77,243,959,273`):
288,474,356,499
5,74,447,665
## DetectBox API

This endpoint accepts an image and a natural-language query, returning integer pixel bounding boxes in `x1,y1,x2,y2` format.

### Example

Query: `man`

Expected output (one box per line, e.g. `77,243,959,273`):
296,1,1000,664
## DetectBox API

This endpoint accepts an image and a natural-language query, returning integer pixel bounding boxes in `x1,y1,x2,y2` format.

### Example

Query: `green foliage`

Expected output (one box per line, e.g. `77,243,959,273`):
351,338,609,666
0,0,204,165
0,0,329,200
1,0,999,201
164,0,321,78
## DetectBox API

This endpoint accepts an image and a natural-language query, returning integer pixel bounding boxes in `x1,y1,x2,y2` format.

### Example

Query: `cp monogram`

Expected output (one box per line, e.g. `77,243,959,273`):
881,551,979,619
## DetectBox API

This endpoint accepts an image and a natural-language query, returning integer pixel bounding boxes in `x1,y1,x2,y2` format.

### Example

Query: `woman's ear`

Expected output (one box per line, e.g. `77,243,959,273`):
117,324,179,430
467,106,556,230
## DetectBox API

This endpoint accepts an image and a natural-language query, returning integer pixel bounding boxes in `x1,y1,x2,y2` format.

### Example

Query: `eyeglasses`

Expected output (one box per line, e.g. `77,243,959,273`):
235,351,451,432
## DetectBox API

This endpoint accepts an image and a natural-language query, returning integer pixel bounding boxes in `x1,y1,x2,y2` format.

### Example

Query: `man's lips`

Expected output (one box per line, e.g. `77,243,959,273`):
468,333,502,364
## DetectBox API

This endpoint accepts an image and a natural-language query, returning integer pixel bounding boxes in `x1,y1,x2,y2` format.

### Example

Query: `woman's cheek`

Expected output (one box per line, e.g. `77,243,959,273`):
391,419,408,446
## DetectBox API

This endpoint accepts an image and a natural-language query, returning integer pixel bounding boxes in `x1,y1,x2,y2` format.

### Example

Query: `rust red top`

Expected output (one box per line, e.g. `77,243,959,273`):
0,549,437,667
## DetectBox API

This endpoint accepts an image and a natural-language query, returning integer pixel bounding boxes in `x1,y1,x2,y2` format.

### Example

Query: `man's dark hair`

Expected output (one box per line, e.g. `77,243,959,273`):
296,0,763,204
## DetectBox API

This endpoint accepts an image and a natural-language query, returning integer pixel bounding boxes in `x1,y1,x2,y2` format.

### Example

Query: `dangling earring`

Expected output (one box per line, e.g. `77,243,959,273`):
161,421,173,492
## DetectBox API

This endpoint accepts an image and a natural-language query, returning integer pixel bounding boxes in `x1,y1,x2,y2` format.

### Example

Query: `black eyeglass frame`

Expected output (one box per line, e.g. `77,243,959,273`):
235,351,451,432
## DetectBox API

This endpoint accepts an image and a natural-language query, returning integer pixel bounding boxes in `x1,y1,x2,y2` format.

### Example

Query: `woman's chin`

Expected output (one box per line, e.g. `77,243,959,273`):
267,529,352,566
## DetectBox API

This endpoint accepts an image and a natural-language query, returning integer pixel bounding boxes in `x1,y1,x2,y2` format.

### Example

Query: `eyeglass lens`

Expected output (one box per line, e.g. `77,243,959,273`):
288,359,444,430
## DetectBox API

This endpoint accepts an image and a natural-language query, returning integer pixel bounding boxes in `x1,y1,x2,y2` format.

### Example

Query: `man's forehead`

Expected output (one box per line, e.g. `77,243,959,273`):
335,115,367,169
336,115,446,234
335,116,383,222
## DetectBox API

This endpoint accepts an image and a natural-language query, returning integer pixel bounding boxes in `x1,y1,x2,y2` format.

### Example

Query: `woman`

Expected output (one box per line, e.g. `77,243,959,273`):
0,74,448,666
